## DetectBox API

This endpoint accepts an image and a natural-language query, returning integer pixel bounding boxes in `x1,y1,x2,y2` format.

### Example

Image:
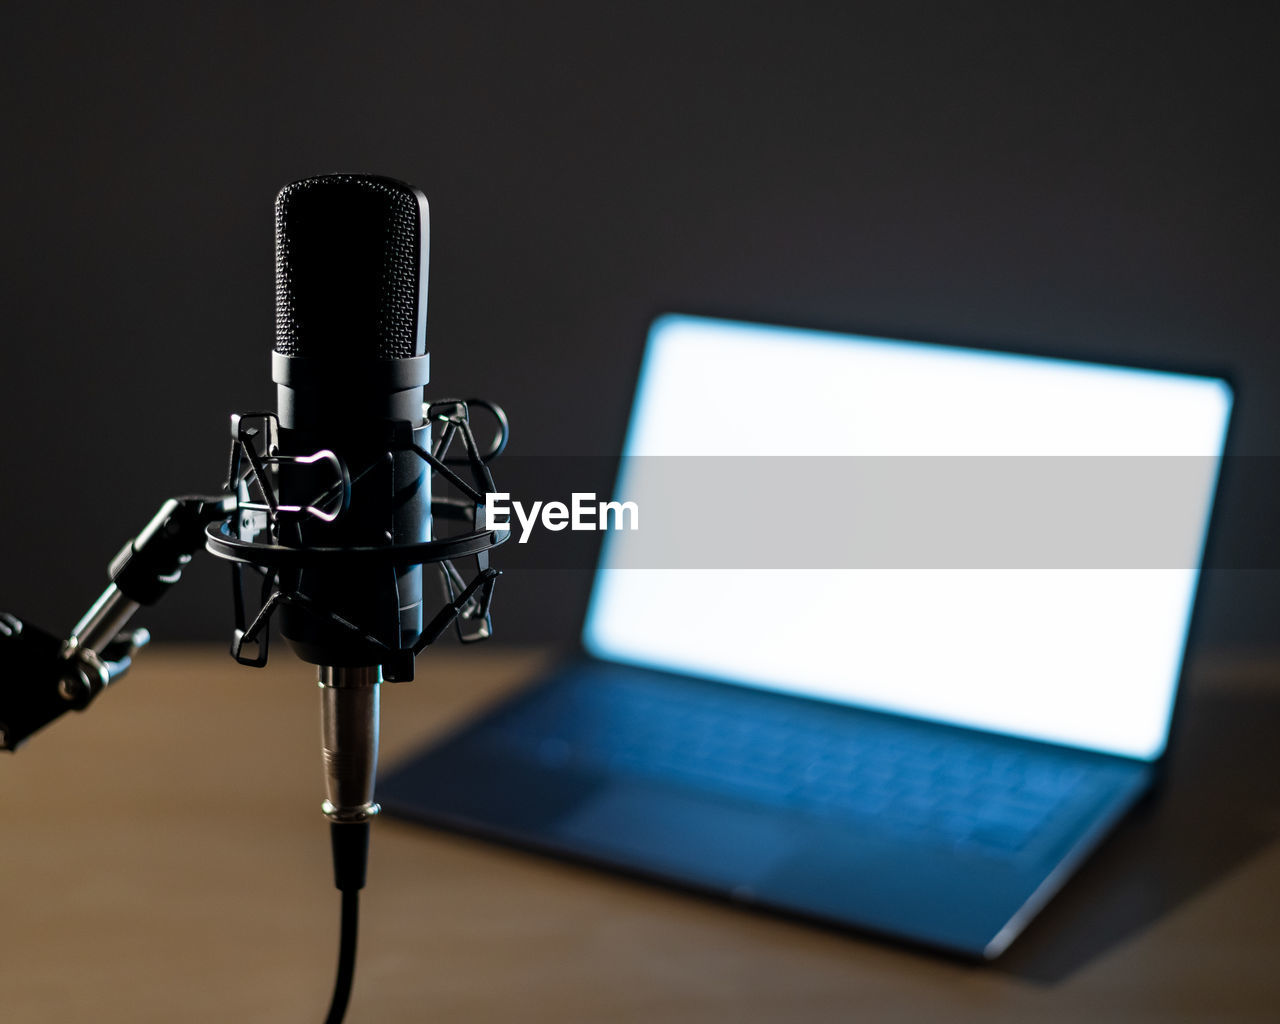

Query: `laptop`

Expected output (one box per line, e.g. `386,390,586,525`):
381,314,1233,959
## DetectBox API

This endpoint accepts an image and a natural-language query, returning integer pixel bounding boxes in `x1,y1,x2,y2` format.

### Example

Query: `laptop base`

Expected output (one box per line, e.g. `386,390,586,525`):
380,659,1152,958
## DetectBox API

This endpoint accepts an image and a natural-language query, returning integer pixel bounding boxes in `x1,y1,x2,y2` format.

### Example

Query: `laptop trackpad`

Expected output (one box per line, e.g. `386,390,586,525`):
554,785,798,887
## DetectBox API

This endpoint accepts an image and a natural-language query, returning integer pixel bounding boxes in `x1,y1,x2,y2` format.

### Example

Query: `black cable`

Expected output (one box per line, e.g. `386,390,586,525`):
324,820,370,1024
324,888,360,1024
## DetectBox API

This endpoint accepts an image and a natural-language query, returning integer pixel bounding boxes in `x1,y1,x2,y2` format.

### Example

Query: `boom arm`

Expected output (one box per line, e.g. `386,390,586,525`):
0,494,235,750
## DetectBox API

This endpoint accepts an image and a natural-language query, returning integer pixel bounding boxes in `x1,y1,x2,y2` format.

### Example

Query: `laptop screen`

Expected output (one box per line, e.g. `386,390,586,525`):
582,315,1232,761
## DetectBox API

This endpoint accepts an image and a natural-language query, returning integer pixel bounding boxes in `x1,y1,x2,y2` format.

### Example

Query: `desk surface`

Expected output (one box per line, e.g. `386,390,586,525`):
3,646,1278,1023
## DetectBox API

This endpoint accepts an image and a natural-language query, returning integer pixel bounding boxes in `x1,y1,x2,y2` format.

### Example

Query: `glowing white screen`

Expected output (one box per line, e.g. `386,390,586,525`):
583,315,1232,761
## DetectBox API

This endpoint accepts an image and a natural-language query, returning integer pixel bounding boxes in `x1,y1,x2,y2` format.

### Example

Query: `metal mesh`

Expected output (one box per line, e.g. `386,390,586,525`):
275,175,425,360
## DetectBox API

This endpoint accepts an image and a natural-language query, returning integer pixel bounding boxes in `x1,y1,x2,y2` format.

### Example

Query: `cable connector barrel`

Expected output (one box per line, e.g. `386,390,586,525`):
318,666,381,823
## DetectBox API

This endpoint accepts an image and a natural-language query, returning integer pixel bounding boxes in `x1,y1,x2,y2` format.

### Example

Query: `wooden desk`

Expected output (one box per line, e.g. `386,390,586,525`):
3,647,1278,1022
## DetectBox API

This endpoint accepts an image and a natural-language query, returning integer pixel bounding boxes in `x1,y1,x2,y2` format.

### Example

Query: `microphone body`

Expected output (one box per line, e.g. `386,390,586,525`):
272,174,432,670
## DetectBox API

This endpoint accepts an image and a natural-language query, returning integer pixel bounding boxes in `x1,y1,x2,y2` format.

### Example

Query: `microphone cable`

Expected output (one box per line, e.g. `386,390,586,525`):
324,819,371,1024
324,889,360,1024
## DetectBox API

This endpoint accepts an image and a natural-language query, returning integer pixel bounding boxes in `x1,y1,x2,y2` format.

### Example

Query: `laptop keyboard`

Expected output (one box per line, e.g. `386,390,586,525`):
501,671,1103,858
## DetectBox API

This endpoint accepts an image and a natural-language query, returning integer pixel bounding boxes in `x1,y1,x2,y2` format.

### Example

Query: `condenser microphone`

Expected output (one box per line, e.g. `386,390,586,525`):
272,174,434,894
274,174,432,671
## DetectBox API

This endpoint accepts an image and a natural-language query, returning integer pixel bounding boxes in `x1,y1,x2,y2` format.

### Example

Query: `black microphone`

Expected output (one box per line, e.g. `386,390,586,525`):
272,174,433,878
274,173,432,669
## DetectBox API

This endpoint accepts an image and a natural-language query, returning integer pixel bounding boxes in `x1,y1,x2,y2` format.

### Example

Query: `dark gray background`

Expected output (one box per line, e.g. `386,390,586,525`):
1,3,1275,652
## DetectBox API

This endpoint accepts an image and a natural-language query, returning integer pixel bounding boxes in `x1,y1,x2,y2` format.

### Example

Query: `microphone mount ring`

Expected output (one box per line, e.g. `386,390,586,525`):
203,514,508,570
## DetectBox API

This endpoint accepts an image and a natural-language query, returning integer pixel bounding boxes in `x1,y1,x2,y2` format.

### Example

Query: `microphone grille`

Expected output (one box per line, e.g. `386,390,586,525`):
275,175,428,360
